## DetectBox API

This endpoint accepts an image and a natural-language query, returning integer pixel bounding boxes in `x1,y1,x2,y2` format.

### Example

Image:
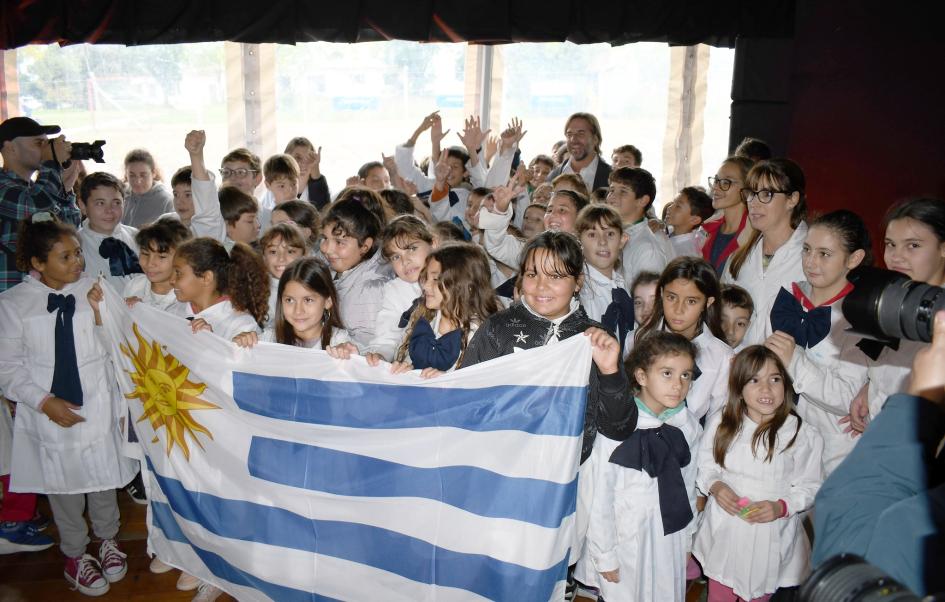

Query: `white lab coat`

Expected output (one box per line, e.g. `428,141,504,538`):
331,252,393,352
576,407,701,602
366,278,421,362
183,299,260,340
781,283,869,475
122,273,189,317
78,222,140,295
693,413,824,600
722,223,808,346
865,338,923,420
620,220,672,291
0,276,136,494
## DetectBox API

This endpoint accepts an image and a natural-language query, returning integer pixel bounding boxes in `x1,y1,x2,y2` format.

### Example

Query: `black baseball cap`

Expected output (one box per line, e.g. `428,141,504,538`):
0,117,61,145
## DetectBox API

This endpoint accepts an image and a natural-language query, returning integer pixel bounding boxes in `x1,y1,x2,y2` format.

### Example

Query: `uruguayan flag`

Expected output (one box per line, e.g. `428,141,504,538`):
98,281,591,601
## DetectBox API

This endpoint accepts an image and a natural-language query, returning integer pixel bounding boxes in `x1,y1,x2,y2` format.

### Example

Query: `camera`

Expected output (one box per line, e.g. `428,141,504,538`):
70,140,106,163
843,266,945,343
796,555,921,601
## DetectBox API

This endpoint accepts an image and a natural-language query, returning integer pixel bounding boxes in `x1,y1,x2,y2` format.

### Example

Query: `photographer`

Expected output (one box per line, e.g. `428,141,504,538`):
812,309,945,596
0,116,81,292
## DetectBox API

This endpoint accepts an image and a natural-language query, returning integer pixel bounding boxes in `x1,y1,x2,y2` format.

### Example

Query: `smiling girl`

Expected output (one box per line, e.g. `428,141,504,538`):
259,223,306,329
693,346,823,602
122,217,191,315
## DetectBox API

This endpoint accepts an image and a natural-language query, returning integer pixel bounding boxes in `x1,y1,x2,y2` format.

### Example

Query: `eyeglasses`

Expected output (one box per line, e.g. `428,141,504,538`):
739,189,791,204
219,168,258,179
708,176,739,191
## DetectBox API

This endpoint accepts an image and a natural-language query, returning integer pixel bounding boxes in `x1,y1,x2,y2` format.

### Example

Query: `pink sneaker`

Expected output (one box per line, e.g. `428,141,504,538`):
97,538,128,583
64,554,110,596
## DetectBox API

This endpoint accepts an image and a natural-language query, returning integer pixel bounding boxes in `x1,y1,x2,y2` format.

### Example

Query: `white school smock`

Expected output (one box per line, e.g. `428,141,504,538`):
188,176,228,241
260,327,351,349
780,282,869,475
580,264,634,353
0,276,136,494
122,273,189,317
693,413,824,600
620,220,671,292
184,299,260,341
366,278,421,362
625,325,732,421
670,229,707,259
576,406,701,602
722,223,808,346
331,252,392,353
78,221,140,295
264,276,279,330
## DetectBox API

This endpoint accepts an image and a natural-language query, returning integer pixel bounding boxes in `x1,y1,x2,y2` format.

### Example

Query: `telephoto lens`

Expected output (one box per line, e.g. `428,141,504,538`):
69,140,107,163
797,555,920,602
843,266,945,343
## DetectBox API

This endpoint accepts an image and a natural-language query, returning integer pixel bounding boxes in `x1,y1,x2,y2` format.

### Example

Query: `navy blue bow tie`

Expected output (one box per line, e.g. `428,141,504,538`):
770,287,831,348
98,237,142,277
610,424,693,535
398,297,423,329
47,293,83,406
408,317,464,371
600,287,634,353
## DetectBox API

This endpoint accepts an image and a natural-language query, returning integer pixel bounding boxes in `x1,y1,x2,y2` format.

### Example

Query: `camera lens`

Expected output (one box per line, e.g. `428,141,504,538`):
844,266,945,343
799,555,919,602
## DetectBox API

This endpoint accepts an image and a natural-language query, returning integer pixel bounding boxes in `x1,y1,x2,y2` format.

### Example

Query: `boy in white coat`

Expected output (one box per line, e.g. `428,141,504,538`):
77,172,141,295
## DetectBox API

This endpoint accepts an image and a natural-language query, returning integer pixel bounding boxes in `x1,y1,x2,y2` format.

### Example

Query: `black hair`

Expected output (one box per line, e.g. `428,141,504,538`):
322,197,382,258
275,257,344,349
170,166,192,188
721,284,754,314
609,167,657,208
379,189,416,216
734,137,772,161
884,197,945,244
624,331,697,394
15,216,78,272
679,186,715,223
357,161,386,180
552,189,590,214
135,217,192,254
636,256,725,342
810,209,874,267
80,171,124,203
519,231,584,280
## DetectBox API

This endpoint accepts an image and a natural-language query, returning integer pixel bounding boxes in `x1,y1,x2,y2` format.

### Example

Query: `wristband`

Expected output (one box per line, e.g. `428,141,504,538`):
777,499,788,518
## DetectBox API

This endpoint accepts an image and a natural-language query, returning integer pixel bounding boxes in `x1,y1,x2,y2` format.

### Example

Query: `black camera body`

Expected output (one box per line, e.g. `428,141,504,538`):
70,140,106,163
843,266,945,344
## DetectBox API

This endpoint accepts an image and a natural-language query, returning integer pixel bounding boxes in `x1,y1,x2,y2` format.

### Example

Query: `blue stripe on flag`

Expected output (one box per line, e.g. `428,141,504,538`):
248,436,577,528
148,460,568,600
151,501,340,602
232,372,587,437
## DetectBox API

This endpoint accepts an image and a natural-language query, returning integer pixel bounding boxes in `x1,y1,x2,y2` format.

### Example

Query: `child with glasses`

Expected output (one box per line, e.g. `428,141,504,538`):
722,159,809,347
703,156,756,274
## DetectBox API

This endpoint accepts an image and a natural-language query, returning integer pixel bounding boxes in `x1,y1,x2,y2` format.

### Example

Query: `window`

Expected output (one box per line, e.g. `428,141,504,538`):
16,43,228,182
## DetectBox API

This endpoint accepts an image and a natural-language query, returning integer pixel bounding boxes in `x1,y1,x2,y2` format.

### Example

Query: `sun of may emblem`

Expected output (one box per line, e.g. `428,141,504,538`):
120,323,219,460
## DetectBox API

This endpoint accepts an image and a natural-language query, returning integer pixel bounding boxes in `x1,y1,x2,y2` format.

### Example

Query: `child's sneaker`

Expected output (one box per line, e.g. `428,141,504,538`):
0,520,55,554
193,582,223,602
149,556,173,573
97,538,128,583
64,553,110,596
125,472,148,505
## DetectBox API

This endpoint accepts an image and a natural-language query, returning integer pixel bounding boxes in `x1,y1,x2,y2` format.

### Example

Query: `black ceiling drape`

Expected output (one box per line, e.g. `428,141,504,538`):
2,0,794,49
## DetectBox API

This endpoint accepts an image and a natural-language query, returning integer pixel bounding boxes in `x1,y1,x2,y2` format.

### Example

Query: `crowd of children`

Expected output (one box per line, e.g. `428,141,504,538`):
1,110,944,602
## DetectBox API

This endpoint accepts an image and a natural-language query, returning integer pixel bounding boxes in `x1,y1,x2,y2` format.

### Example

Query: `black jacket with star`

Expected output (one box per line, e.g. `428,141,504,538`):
460,301,637,463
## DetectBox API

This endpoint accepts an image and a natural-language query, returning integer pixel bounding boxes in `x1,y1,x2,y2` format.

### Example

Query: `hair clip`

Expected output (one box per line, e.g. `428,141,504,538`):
31,211,54,223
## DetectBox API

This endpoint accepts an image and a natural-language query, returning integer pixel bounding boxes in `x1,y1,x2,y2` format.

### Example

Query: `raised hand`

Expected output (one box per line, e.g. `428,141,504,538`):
458,115,490,154
310,146,322,179
407,111,440,147
433,151,451,184
484,134,500,166
431,113,450,146
490,179,526,213
184,130,206,155
381,152,398,178
499,117,527,152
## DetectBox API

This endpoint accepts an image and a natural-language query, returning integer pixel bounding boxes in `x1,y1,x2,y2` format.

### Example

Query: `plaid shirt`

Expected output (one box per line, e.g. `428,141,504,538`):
0,161,81,292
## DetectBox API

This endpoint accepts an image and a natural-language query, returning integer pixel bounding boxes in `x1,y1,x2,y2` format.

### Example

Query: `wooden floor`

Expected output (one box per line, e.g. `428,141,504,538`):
0,491,234,601
1,492,707,601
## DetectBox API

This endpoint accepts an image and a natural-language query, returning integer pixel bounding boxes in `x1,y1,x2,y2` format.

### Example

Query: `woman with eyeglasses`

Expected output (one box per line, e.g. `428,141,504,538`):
702,156,756,274
722,158,809,347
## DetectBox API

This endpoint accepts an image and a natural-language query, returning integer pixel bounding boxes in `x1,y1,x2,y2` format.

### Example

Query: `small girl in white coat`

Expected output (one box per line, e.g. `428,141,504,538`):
0,217,135,596
390,243,499,377
763,210,871,475
630,257,733,421
258,223,306,329
365,216,434,364
172,238,268,339
694,346,824,602
578,332,701,602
